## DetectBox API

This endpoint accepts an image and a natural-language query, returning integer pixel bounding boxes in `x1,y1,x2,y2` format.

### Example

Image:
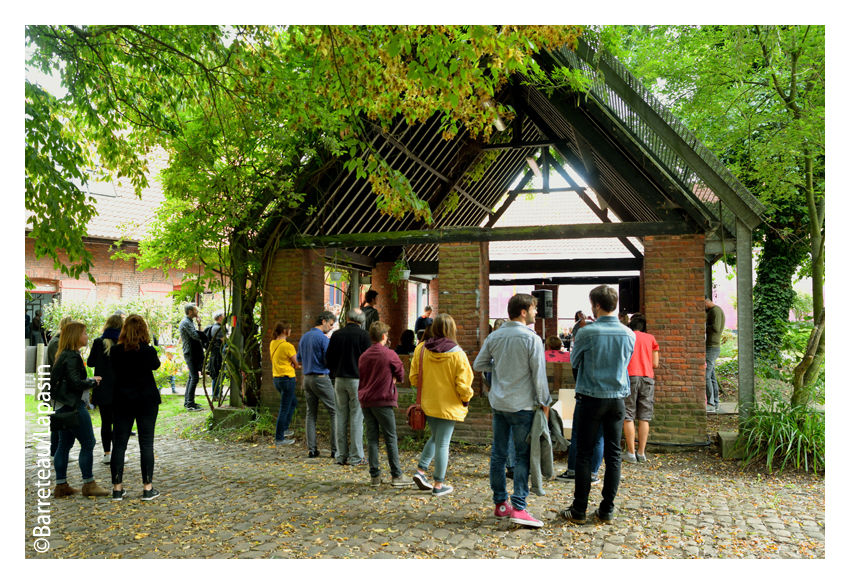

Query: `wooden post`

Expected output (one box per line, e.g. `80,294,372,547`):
736,219,755,424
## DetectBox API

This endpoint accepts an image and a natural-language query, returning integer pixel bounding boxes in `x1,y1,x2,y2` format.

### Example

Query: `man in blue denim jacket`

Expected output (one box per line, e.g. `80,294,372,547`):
561,285,635,525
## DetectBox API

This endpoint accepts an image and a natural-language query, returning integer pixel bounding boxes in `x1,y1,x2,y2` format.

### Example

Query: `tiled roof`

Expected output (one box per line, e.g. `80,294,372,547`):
488,190,642,259
25,153,168,243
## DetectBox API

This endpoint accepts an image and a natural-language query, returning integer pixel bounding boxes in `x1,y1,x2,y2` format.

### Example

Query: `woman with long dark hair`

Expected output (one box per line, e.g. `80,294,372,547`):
108,315,162,501
409,314,474,496
51,322,109,497
87,314,127,465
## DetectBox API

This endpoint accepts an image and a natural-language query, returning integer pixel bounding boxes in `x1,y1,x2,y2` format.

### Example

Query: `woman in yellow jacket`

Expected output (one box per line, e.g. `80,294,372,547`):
409,314,474,496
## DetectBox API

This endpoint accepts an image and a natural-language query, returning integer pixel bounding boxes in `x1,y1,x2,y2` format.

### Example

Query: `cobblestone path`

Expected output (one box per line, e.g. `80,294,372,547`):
24,421,824,559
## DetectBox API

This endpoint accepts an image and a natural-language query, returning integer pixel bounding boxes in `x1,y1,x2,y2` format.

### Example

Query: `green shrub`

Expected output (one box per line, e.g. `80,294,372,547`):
735,387,825,473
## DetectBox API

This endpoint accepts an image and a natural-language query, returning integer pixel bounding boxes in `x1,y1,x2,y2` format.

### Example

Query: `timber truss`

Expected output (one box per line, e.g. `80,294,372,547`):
278,38,764,281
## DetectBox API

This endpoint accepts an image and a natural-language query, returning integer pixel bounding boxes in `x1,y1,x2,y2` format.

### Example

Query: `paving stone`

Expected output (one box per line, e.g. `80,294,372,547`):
23,413,825,560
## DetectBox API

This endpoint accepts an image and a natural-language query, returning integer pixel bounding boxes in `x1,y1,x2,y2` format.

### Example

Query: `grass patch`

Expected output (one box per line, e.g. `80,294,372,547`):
25,393,208,438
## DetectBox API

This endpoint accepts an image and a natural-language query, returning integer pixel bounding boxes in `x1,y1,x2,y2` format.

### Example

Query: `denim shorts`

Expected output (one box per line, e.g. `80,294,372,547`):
624,376,655,421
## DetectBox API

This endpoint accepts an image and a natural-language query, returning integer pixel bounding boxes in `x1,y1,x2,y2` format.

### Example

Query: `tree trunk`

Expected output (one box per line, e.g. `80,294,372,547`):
753,230,807,360
791,309,825,406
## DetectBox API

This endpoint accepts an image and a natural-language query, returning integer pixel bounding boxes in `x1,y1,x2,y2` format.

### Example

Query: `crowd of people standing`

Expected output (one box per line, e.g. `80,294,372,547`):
42,283,683,530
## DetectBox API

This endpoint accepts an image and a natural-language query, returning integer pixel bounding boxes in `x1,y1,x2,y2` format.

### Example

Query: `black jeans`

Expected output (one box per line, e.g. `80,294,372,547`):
111,403,159,485
571,394,625,517
183,352,199,407
99,403,114,453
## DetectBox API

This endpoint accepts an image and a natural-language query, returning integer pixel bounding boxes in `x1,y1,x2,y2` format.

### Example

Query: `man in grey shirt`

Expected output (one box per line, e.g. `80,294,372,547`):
179,303,206,411
474,293,551,528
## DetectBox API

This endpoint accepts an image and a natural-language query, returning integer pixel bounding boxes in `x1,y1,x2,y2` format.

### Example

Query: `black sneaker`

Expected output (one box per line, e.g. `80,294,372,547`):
307,450,320,458
141,488,160,501
591,507,614,524
555,470,575,483
111,489,126,501
559,506,586,525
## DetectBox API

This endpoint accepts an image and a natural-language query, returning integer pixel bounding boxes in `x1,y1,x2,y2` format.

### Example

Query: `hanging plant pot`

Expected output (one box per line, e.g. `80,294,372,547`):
329,271,342,282
400,270,411,280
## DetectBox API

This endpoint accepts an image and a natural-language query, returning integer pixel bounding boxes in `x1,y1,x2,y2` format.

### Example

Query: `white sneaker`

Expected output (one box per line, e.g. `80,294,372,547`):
102,454,129,464
622,452,637,464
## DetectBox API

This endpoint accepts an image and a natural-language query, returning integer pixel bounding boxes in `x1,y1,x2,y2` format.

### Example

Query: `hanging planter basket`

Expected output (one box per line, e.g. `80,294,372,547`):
400,270,411,280
329,271,342,282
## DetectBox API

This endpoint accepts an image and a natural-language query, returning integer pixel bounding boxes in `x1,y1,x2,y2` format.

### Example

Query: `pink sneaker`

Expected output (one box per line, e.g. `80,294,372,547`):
510,508,544,528
494,500,513,518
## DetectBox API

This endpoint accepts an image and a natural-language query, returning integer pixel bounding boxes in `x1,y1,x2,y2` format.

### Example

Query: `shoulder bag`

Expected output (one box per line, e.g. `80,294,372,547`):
406,347,427,431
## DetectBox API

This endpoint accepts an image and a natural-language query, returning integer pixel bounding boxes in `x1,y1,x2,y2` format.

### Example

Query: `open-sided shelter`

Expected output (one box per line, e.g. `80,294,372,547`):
265,40,765,445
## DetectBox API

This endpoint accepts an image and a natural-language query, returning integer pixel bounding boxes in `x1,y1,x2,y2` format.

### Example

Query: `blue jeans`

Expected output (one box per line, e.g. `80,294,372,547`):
54,402,96,484
568,412,603,476
570,394,625,517
274,376,297,442
506,427,516,470
705,346,721,407
490,409,534,511
417,416,456,483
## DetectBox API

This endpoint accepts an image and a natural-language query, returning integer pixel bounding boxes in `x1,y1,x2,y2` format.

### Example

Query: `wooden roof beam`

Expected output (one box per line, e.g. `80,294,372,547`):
410,257,642,274
281,222,696,250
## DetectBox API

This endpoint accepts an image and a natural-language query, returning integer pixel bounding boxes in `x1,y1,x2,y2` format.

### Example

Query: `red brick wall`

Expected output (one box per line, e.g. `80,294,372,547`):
428,277,439,313
261,248,326,408
25,237,189,299
533,284,558,342
370,261,409,349
643,234,707,444
437,242,489,352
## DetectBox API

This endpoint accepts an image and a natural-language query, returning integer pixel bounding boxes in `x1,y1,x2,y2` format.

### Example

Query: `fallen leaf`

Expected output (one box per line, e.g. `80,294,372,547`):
135,533,149,540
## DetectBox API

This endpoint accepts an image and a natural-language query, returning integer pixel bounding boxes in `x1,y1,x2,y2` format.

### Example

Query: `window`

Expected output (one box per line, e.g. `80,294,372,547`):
60,279,97,304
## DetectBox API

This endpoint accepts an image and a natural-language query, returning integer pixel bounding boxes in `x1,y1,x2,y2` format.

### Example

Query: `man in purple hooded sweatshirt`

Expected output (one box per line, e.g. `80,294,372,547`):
357,321,414,489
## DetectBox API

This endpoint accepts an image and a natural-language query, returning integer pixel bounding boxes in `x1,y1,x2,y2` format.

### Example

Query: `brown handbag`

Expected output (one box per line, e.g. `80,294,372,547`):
406,346,427,431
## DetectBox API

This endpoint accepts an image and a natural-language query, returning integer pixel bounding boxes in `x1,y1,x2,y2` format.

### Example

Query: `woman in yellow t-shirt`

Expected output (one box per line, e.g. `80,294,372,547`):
271,320,300,446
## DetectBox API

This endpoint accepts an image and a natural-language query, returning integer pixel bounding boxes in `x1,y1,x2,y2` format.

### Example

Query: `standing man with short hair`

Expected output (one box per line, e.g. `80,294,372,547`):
561,285,635,526
298,310,338,459
474,293,551,528
361,289,380,332
705,296,726,413
622,313,659,463
326,308,372,466
414,306,433,336
357,321,413,488
179,303,206,411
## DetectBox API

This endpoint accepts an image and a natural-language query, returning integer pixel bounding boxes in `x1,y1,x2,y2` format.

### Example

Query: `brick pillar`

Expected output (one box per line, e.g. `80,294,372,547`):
438,242,489,352
428,277,439,313
370,261,409,349
533,284,558,341
261,248,325,409
643,234,706,445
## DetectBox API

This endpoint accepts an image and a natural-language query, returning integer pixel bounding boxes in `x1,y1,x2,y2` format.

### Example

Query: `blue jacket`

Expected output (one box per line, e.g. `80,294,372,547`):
570,315,635,399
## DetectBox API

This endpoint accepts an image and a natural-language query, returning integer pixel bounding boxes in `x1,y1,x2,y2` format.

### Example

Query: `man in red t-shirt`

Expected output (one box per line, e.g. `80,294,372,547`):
623,314,660,463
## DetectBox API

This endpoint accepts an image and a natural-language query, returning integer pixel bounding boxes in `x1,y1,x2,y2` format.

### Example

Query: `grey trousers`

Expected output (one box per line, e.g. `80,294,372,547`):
705,346,721,408
362,406,402,479
334,377,364,464
303,375,337,454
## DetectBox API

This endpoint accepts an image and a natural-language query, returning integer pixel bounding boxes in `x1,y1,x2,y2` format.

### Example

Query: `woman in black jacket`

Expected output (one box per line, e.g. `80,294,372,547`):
51,322,110,497
87,314,125,465
108,314,162,501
